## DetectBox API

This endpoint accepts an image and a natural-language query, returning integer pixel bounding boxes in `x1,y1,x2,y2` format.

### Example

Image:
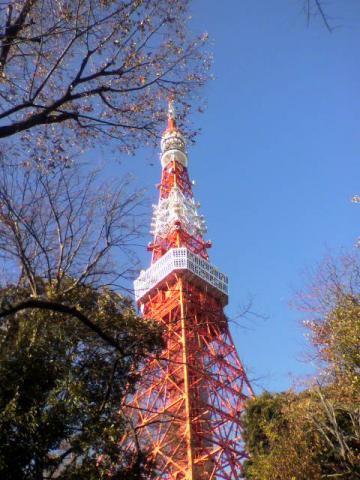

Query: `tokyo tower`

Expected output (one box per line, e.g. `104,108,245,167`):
124,102,254,479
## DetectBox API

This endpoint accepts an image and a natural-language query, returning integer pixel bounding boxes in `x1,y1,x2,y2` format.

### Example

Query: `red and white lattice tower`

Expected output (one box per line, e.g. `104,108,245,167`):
126,102,254,479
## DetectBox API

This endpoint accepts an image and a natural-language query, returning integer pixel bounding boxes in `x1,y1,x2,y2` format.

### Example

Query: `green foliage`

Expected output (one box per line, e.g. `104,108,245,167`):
242,392,288,457
243,388,360,479
243,392,323,480
308,295,360,392
0,283,162,479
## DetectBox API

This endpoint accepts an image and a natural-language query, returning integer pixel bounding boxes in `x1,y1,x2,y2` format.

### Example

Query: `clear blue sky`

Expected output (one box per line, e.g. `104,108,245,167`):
105,1,360,393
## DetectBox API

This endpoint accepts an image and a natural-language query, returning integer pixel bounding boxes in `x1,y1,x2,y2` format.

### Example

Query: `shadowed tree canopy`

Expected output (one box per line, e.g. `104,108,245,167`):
0,0,209,165
0,281,163,479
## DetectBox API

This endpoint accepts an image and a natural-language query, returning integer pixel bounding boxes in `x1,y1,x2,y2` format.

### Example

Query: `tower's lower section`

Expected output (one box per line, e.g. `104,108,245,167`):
122,276,254,480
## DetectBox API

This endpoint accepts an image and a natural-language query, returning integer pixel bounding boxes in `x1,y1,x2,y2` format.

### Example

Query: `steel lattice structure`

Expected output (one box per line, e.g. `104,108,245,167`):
123,102,254,479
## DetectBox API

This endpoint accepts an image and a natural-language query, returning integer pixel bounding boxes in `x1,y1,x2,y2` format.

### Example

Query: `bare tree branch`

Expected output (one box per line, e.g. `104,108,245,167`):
0,161,146,294
0,0,209,165
0,298,126,353
304,0,335,32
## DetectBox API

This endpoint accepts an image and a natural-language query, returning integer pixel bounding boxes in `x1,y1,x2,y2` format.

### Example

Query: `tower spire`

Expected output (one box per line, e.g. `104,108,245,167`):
167,96,177,131
167,97,177,132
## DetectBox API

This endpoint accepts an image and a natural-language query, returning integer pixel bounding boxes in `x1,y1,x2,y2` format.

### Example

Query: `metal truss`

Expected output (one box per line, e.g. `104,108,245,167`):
121,103,254,479
123,279,254,479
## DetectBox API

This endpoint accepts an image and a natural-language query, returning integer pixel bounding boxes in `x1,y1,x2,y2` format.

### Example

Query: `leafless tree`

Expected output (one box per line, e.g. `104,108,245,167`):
294,253,360,317
0,160,146,296
0,0,209,165
309,385,360,476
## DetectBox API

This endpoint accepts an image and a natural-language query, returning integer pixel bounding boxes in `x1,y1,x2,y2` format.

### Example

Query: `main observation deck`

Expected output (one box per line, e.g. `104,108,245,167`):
134,247,228,306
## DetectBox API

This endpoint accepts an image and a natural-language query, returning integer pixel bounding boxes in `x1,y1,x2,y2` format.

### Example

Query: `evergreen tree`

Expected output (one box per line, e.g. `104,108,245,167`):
0,282,162,479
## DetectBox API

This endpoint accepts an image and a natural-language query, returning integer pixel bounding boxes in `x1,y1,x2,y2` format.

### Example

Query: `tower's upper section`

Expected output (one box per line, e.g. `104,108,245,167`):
149,101,209,262
160,101,187,169
134,102,228,306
